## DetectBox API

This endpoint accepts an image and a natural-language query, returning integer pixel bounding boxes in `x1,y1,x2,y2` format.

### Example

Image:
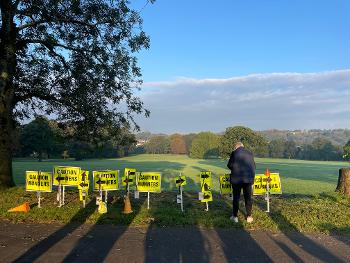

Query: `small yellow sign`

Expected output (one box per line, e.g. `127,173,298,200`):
219,174,232,195
25,171,52,192
201,191,213,202
78,170,89,190
136,172,161,193
175,175,187,187
53,166,81,186
121,168,136,186
93,170,119,191
200,171,211,192
253,173,282,195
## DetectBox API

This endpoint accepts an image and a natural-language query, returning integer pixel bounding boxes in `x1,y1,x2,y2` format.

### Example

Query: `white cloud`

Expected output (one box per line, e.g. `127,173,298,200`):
135,70,350,133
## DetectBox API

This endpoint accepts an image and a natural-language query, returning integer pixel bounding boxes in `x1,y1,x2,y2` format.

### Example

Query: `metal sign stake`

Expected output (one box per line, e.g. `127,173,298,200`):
105,190,108,203
266,180,270,213
205,202,209,212
37,191,41,208
147,191,150,210
62,185,65,205
180,185,184,212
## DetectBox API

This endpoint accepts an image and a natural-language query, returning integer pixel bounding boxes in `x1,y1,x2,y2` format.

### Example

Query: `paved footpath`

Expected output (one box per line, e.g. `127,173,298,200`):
0,222,349,263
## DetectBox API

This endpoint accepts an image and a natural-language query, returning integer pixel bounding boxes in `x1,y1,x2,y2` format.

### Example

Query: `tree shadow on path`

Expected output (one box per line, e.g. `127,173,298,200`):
13,199,97,262
255,199,345,262
144,177,211,263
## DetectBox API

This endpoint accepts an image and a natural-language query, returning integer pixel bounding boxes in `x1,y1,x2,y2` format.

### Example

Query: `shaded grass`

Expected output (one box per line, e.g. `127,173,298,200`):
12,154,350,195
1,187,349,234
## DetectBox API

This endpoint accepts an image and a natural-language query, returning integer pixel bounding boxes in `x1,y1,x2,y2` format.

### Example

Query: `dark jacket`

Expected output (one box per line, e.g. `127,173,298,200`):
227,147,256,184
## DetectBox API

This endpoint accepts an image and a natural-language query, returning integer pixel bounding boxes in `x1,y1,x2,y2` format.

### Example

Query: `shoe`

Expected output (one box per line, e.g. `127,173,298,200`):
246,216,253,223
230,216,239,223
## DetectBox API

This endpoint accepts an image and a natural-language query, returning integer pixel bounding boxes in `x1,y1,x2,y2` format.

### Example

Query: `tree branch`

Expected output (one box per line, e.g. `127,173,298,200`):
17,18,101,31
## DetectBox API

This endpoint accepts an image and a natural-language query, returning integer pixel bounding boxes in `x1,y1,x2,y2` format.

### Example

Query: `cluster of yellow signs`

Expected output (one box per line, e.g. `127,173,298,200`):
219,173,282,196
25,166,162,197
26,166,282,208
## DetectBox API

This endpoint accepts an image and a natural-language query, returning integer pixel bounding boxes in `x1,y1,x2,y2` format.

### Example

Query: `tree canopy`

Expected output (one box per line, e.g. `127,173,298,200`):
0,0,153,187
219,126,268,159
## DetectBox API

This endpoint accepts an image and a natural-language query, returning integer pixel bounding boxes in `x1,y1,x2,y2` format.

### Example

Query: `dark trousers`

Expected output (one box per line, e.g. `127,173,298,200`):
232,183,253,217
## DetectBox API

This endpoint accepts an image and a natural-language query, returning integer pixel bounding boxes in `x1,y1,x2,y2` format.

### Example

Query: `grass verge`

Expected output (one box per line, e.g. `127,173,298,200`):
1,187,349,234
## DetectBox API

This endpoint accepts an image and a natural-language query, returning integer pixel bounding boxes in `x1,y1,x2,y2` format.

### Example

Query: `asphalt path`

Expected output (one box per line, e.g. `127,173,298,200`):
0,222,349,263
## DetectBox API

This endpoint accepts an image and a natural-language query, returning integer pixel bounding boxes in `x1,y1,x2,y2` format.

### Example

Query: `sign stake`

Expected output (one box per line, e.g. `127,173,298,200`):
62,185,65,205
205,201,209,212
37,191,41,208
180,185,184,212
105,190,108,203
147,191,150,210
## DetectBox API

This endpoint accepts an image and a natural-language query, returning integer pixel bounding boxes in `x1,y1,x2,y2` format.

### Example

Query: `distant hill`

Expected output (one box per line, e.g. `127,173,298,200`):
258,129,350,146
137,129,350,146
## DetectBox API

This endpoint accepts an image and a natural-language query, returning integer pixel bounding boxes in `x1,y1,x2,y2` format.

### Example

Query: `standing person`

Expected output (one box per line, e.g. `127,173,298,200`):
227,142,255,223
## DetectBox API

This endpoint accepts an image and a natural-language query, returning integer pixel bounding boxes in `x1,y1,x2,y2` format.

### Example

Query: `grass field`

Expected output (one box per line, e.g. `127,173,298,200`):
1,154,349,234
12,154,350,195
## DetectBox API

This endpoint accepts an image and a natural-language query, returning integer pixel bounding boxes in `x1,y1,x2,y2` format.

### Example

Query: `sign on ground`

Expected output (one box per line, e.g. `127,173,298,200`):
200,171,211,192
53,166,81,186
25,171,52,192
93,170,119,191
122,168,136,186
136,172,161,192
175,175,186,187
219,174,232,195
253,173,282,195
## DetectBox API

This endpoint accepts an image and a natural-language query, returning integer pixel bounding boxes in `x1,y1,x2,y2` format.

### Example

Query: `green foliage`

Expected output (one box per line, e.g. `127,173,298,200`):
144,136,171,154
219,126,268,158
20,116,55,161
190,132,220,159
343,140,350,161
299,138,342,161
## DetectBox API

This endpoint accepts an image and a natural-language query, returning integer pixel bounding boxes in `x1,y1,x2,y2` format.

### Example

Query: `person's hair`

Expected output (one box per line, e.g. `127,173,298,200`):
233,141,244,151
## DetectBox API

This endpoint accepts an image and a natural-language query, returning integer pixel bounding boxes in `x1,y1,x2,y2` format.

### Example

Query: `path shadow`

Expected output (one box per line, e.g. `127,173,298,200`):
61,191,145,262
144,177,211,263
13,199,97,262
254,199,344,262
213,197,273,262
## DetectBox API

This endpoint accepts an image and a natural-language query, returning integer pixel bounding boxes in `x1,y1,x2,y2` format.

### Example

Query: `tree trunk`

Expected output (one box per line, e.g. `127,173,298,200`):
336,168,350,196
0,2,17,188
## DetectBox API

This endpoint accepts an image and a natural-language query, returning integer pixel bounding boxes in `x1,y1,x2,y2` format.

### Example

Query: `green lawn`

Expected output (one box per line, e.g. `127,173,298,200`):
1,154,349,234
12,154,350,195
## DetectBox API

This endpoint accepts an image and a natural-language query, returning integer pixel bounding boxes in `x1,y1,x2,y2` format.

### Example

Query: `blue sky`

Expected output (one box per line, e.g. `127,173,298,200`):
131,0,350,133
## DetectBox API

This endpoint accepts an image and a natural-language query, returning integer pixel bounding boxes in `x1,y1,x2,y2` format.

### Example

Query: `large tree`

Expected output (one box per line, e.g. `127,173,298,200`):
0,0,153,188
190,132,220,159
219,126,268,159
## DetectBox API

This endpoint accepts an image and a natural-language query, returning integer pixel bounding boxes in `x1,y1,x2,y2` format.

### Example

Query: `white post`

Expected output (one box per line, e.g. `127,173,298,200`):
147,191,150,210
205,202,209,212
266,179,270,213
180,185,184,212
62,186,65,205
83,190,86,208
58,185,62,207
37,191,41,208
105,190,108,203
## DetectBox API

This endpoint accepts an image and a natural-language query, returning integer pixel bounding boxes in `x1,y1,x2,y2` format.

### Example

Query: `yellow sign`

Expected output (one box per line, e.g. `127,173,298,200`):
201,191,213,202
175,175,186,187
136,172,161,192
93,170,119,191
219,174,232,195
253,173,282,195
122,168,136,186
200,171,211,192
53,166,81,186
78,170,89,190
25,171,52,192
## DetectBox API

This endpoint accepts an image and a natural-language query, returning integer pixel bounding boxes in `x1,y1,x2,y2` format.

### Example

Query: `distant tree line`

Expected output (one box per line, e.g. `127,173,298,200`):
15,118,348,162
138,126,347,161
14,116,137,161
